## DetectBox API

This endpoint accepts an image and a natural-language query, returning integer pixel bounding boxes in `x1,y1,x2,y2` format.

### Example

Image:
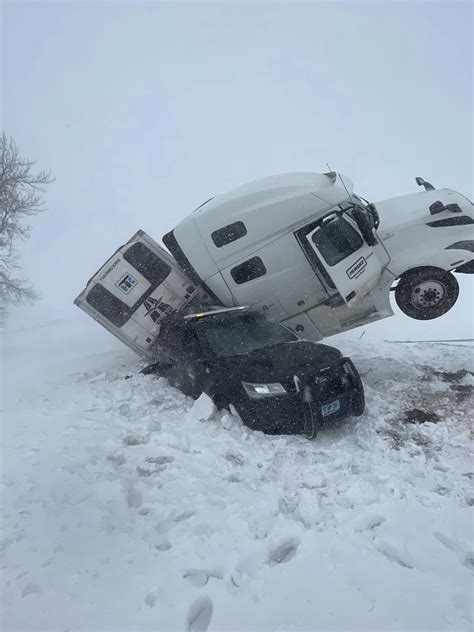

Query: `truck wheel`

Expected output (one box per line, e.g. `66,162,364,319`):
395,268,459,320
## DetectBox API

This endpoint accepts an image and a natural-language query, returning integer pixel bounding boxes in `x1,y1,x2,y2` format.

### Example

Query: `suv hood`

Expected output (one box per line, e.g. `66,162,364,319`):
214,340,342,383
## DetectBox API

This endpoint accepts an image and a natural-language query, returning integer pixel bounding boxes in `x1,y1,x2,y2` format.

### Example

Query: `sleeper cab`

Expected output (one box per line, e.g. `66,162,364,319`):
163,172,354,320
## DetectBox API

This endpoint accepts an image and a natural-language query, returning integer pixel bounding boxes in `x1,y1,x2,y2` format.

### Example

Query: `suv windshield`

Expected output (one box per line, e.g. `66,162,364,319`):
199,315,297,357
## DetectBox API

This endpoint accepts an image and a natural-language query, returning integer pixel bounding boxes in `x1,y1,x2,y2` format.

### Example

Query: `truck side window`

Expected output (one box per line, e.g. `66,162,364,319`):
231,256,267,284
311,216,363,266
123,243,172,285
211,221,247,248
86,284,131,327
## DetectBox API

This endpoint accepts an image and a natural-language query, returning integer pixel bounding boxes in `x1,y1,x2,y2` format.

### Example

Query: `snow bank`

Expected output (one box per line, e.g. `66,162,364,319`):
1,322,472,631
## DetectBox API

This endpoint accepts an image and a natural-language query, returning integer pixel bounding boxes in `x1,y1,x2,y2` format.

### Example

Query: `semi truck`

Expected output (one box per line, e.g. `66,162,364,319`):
74,172,474,360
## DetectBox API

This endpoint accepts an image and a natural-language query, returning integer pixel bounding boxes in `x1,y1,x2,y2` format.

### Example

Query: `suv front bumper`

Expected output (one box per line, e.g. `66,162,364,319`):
236,358,365,437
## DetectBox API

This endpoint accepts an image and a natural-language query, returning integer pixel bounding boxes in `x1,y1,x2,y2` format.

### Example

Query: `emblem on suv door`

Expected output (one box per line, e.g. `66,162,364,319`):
346,257,367,279
314,375,328,384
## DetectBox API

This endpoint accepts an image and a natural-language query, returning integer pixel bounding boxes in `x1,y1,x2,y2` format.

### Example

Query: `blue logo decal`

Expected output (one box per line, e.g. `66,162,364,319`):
116,273,138,294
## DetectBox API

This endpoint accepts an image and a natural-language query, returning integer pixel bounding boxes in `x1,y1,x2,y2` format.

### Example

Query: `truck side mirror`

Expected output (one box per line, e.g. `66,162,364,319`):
352,207,378,247
366,203,380,230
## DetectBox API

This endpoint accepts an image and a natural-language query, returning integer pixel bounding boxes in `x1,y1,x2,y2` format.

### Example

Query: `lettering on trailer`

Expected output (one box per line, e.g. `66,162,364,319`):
99,258,120,282
346,257,367,279
115,273,138,295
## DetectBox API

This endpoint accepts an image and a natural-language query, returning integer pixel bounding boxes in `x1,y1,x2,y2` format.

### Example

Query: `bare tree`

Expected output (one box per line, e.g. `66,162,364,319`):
0,133,53,322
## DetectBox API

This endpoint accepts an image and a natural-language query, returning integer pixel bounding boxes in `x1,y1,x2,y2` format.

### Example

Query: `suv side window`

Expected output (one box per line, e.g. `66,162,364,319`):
159,324,199,359
311,215,363,266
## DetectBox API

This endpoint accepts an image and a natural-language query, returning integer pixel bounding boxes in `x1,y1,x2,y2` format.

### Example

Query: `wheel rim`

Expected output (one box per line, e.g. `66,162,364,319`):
411,279,446,308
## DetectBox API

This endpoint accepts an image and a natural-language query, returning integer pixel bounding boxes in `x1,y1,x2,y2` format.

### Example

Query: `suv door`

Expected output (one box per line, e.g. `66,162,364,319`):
158,324,207,397
304,213,385,304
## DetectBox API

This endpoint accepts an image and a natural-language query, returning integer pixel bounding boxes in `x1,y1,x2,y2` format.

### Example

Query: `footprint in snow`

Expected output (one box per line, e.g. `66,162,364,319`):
154,539,172,552
183,568,223,587
268,538,300,566
144,592,156,607
353,513,386,533
185,596,213,632
145,455,174,465
172,510,195,523
183,569,209,588
21,583,41,598
123,433,150,446
434,531,474,571
126,486,143,509
107,453,126,466
376,541,413,569
464,553,474,571
433,530,462,554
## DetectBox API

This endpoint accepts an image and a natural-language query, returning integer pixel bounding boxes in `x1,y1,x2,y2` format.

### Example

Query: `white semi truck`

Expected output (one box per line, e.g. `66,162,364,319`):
75,172,474,360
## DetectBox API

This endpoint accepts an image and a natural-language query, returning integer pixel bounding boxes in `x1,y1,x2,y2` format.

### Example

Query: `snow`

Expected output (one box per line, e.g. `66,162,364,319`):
1,320,473,631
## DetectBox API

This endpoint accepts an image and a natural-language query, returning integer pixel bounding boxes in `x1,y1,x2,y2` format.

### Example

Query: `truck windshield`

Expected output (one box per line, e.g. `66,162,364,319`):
199,316,297,357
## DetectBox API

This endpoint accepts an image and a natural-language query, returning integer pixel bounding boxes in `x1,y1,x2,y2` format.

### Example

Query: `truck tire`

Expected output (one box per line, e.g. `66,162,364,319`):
395,267,459,320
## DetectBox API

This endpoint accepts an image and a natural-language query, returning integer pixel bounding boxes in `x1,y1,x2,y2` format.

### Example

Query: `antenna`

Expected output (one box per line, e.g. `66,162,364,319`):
338,172,352,201
325,163,351,199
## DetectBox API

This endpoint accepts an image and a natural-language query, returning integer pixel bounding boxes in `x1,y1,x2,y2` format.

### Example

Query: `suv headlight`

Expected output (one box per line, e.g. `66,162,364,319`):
242,381,287,399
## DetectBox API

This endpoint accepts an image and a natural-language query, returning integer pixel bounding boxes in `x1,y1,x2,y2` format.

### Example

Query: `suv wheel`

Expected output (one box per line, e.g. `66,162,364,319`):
166,367,201,399
395,267,459,320
302,402,320,439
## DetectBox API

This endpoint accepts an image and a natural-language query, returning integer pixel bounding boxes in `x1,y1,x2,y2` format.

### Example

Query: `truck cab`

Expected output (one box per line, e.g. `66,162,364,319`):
163,172,473,340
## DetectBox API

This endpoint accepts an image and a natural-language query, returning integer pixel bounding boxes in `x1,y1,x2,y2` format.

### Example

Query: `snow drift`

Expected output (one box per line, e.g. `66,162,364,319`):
1,321,473,631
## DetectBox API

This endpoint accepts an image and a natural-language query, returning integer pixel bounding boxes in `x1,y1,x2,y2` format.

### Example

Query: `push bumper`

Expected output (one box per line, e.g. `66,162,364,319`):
238,358,364,437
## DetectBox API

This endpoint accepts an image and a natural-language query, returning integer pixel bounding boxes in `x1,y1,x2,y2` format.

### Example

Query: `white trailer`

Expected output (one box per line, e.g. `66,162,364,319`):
74,230,212,359
75,173,474,357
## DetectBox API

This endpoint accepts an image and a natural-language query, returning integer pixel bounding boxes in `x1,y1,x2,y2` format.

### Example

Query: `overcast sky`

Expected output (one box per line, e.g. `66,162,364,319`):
2,1,473,342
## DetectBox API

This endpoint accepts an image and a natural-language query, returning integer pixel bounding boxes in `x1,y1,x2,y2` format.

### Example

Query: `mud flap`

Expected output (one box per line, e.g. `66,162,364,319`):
455,260,474,274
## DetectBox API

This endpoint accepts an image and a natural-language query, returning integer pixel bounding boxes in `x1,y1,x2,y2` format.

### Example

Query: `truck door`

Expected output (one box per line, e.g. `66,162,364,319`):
303,213,385,304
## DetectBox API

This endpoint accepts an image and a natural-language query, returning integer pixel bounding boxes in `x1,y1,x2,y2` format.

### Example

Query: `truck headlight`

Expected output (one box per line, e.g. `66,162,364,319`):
242,381,287,399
